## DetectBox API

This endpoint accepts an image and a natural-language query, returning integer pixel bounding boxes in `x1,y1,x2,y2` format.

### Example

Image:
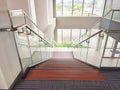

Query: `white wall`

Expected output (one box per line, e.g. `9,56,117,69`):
0,68,7,89
48,0,54,23
34,0,49,31
0,32,21,89
7,0,30,15
0,0,11,28
44,19,56,42
56,17,101,29
34,0,55,42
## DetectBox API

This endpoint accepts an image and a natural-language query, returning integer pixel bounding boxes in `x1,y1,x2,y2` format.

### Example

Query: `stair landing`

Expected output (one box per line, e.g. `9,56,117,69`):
26,52,103,80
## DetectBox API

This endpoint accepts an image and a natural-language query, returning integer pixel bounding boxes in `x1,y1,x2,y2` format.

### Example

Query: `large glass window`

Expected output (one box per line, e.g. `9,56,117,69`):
57,29,62,42
56,0,62,16
63,29,71,42
83,0,93,16
73,0,83,16
93,0,104,16
56,0,105,17
57,29,82,43
63,0,72,16
72,29,80,43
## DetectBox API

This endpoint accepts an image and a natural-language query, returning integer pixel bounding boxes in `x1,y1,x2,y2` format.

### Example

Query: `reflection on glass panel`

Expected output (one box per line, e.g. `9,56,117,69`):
113,11,120,22
93,0,104,16
57,29,62,42
14,30,32,72
56,0,62,16
72,29,80,43
80,29,87,42
83,0,93,16
10,10,25,27
104,0,112,15
104,36,114,57
63,0,72,16
73,0,83,16
63,29,71,42
111,0,120,9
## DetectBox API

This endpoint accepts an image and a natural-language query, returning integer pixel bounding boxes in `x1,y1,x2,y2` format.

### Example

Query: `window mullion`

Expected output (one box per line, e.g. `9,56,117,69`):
72,0,74,16
82,0,85,16
92,0,95,15
62,0,63,16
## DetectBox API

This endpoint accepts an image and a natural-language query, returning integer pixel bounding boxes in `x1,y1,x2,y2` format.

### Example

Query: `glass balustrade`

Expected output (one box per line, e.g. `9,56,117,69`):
74,10,120,68
9,9,53,73
9,10,44,38
14,27,53,72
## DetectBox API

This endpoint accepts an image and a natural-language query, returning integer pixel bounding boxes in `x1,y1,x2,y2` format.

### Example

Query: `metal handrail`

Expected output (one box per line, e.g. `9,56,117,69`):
14,24,52,47
9,10,52,47
75,30,103,47
26,26,52,47
21,10,43,32
72,10,113,43
74,9,118,47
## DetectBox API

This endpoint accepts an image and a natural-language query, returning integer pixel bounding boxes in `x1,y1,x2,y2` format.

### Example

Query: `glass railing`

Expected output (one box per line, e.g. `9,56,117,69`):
9,9,44,38
73,29,105,67
100,32,120,67
14,26,53,73
73,9,120,68
8,9,53,73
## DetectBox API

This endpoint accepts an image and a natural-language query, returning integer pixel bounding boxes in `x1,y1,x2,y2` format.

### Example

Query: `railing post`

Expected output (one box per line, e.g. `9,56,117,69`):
26,31,33,66
99,10,114,68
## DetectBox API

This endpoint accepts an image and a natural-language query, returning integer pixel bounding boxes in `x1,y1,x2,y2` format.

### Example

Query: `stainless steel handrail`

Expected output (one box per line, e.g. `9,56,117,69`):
75,30,103,47
13,24,52,47
74,9,118,47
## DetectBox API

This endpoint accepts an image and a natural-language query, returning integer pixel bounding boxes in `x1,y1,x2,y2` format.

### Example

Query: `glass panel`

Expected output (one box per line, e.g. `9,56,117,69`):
73,0,83,16
73,30,106,67
104,36,114,57
100,11,112,30
112,11,120,22
83,0,93,16
63,29,71,42
72,29,80,43
104,0,112,15
87,33,101,67
56,0,62,16
14,28,32,72
111,0,120,9
63,0,72,16
101,33,120,67
93,0,104,16
9,10,44,38
28,31,41,65
57,29,62,42
25,16,44,38
10,10,25,27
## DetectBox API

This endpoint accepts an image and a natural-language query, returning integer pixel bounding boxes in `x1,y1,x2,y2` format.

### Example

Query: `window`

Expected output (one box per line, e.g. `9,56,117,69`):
73,0,83,16
57,29,62,42
56,0,105,16
63,29,71,42
56,0,62,16
63,0,72,16
83,0,93,16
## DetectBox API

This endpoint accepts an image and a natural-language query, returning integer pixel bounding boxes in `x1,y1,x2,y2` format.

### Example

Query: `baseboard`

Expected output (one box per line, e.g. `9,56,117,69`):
9,71,22,90
100,67,120,71
22,59,50,79
30,59,50,68
74,58,99,69
22,67,31,79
